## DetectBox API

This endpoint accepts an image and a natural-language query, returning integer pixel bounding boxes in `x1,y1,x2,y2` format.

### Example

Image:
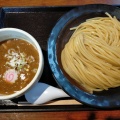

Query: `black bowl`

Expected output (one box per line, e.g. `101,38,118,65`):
48,4,120,108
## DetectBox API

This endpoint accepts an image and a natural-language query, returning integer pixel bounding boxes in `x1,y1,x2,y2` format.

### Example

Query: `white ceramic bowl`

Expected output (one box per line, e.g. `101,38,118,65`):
0,28,44,100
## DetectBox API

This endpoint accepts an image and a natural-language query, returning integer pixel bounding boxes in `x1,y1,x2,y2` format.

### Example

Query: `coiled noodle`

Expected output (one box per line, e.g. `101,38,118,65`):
61,13,120,93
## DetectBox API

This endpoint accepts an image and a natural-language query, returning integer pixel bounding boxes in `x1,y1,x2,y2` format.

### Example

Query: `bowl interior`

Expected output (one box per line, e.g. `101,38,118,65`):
56,11,120,96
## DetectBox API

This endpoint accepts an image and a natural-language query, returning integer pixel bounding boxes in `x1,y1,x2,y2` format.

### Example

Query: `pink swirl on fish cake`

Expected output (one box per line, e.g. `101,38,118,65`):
4,69,18,83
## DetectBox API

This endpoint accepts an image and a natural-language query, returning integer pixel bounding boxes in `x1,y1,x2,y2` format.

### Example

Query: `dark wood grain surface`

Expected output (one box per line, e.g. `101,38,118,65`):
0,110,120,120
0,0,120,6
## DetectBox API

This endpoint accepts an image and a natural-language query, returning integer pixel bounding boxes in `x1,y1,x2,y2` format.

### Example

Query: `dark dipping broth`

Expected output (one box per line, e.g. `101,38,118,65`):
0,39,39,95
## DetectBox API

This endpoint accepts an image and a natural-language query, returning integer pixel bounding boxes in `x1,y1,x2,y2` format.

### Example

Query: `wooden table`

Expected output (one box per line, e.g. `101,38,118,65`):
0,0,120,120
0,0,120,7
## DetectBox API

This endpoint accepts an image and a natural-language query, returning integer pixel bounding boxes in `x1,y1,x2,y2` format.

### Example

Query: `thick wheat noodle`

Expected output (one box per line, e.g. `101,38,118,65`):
61,12,120,93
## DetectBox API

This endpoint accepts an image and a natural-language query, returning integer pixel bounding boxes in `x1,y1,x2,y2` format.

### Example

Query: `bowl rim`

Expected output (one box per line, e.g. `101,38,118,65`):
0,28,44,100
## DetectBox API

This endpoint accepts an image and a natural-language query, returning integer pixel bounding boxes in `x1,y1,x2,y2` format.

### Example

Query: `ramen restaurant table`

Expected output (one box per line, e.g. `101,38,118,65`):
0,0,120,120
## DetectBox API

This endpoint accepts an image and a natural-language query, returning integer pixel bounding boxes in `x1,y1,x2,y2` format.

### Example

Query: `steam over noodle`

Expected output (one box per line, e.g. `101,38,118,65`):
61,13,120,93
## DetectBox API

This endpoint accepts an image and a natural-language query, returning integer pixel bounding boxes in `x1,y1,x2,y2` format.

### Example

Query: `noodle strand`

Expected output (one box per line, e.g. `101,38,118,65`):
61,13,120,93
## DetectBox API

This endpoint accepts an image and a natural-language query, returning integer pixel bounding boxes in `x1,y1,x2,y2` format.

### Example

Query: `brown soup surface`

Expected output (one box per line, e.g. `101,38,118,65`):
0,39,39,95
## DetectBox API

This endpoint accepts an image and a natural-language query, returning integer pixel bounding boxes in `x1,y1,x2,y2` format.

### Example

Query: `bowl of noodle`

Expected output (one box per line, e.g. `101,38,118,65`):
48,4,120,108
